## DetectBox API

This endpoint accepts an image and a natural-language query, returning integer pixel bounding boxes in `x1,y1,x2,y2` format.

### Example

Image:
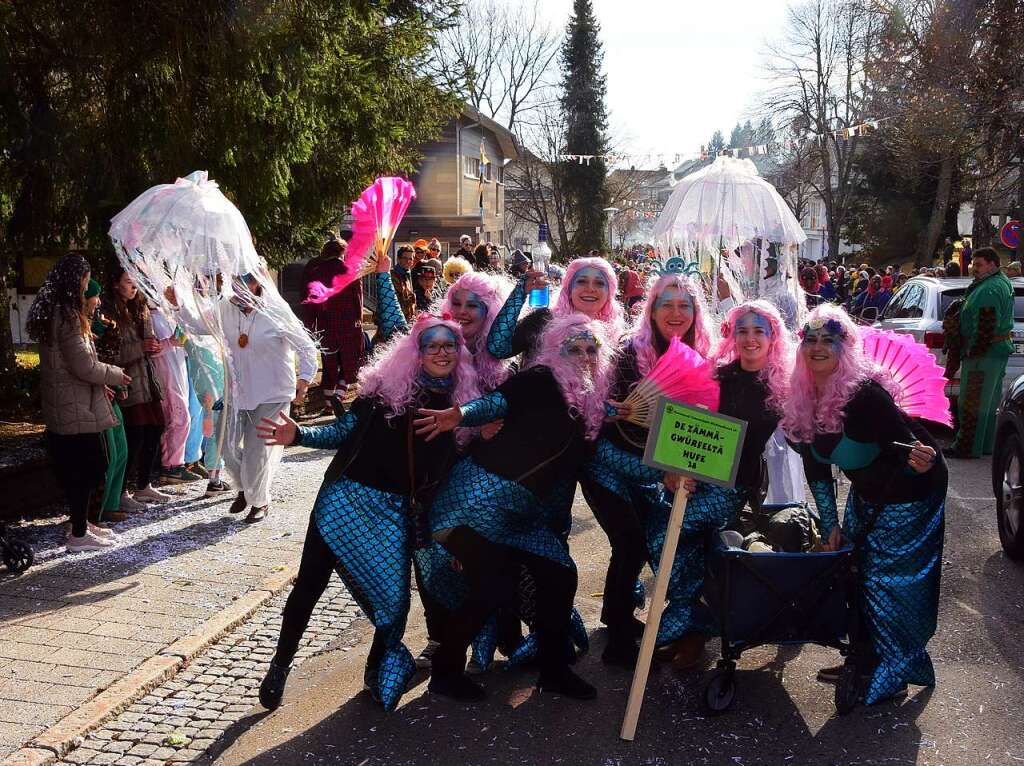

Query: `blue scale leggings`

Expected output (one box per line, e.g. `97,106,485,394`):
272,477,417,712
646,484,747,645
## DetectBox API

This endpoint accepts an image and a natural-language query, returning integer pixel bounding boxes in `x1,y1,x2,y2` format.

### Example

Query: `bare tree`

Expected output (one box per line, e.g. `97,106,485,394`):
762,0,877,259
425,0,560,133
505,111,574,259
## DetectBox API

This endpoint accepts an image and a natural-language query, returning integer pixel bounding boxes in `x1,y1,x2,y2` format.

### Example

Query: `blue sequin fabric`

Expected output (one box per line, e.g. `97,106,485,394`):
586,437,662,504
486,277,527,360
431,458,573,568
296,409,358,450
375,272,410,341
809,478,839,537
313,475,416,711
460,391,509,426
825,483,945,704
646,484,747,645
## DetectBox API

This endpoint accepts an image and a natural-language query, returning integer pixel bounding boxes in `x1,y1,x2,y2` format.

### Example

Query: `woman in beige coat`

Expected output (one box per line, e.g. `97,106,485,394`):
27,254,131,553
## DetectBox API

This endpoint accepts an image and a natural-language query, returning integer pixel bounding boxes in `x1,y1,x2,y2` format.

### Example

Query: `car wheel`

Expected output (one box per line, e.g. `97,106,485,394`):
996,432,1024,560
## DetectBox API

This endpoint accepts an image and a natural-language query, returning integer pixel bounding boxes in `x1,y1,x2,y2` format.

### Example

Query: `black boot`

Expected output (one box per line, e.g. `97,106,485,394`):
601,635,640,669
259,660,291,710
428,672,487,701
537,667,597,700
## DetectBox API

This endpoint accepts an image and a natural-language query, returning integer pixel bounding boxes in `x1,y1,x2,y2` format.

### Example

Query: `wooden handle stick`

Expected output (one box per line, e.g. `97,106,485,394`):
620,482,690,741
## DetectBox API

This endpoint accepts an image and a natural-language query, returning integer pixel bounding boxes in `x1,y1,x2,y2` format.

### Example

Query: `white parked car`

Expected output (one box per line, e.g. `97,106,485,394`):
872,276,1024,399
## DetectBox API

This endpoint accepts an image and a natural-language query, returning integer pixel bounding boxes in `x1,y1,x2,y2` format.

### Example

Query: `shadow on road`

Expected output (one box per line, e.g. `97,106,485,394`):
220,628,934,766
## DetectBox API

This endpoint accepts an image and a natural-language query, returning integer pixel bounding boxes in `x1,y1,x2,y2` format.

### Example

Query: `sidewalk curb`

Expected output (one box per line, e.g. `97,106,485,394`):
0,565,296,766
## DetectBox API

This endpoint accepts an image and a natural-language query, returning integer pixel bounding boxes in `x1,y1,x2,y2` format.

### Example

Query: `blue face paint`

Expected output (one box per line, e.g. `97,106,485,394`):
418,326,458,354
655,286,694,311
451,289,486,318
571,267,609,292
735,311,772,338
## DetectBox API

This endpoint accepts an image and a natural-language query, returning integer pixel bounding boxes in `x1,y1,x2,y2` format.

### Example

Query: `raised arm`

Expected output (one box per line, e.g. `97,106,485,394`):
459,390,509,427
486,276,527,360
375,271,409,342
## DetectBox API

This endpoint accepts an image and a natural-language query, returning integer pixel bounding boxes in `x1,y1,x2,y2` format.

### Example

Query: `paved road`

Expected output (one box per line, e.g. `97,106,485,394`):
208,455,1024,766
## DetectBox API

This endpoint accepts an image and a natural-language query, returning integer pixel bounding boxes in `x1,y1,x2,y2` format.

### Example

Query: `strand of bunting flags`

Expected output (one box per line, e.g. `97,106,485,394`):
559,117,893,166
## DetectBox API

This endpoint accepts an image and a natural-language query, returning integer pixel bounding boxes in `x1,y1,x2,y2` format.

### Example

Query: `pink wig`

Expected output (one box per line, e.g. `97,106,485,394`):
531,312,614,440
632,273,716,375
552,256,625,331
358,313,482,445
440,271,513,392
711,300,794,415
781,304,898,442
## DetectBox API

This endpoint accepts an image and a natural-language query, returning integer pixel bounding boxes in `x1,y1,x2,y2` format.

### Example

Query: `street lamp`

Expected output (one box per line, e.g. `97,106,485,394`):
603,207,619,251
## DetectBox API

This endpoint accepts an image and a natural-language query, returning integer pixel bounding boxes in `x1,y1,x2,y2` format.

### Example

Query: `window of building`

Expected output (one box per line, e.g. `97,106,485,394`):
464,156,480,178
496,165,504,184
484,162,493,181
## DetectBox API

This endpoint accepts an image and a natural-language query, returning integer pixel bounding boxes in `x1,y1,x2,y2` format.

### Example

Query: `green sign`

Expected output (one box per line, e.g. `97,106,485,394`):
643,398,747,488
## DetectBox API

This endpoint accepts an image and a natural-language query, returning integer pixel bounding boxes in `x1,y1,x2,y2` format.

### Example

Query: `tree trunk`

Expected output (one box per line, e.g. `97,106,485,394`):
972,184,995,247
915,155,955,267
0,251,18,389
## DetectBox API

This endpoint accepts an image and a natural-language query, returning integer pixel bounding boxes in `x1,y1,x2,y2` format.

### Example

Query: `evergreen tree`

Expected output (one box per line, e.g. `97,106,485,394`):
708,130,726,156
558,0,610,252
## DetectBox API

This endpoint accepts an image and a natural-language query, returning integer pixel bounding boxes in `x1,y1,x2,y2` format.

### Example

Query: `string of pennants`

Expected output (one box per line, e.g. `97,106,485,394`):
558,117,893,166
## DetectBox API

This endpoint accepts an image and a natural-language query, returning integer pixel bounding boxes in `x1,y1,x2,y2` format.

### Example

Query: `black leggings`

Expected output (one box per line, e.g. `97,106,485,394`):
430,527,577,678
580,477,648,641
275,519,392,669
124,424,162,489
46,431,108,537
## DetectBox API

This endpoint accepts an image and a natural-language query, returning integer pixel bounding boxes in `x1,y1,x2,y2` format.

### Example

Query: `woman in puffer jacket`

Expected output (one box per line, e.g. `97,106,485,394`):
27,254,130,553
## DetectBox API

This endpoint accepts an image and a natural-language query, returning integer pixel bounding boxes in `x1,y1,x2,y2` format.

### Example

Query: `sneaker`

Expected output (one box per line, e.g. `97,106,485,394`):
119,493,147,513
415,640,440,670
66,530,115,553
205,479,233,499
89,523,117,539
134,485,173,503
63,522,117,540
228,492,248,514
188,462,210,479
816,664,844,684
601,638,640,670
160,466,203,484
363,665,381,703
465,658,486,675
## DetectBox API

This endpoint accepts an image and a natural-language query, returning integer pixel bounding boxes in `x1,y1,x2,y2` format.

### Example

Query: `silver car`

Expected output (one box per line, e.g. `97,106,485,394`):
872,276,1024,398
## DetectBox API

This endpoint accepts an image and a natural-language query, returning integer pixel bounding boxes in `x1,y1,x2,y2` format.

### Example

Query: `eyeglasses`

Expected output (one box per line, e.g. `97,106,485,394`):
422,342,457,356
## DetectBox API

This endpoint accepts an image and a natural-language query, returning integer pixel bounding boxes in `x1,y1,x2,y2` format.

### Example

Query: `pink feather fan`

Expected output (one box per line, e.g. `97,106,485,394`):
622,336,720,427
305,177,417,304
861,328,952,427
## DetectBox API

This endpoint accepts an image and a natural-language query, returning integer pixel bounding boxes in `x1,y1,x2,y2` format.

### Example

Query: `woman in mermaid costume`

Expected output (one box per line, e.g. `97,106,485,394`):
782,304,946,705
414,313,614,702
581,272,715,668
255,312,480,712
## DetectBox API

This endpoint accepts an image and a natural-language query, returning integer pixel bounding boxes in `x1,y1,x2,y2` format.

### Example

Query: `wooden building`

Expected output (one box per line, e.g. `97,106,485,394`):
394,104,519,253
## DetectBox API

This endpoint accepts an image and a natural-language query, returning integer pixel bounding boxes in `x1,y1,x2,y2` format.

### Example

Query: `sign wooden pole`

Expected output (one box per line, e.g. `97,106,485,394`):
620,483,690,741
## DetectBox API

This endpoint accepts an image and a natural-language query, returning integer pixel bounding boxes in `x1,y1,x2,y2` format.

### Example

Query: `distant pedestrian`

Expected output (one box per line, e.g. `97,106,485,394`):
391,246,417,322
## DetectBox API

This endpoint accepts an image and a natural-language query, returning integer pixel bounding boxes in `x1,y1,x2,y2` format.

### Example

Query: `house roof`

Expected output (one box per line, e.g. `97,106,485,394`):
462,104,520,161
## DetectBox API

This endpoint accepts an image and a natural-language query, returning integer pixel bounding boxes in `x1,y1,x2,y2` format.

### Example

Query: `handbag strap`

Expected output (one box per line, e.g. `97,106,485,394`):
406,415,418,504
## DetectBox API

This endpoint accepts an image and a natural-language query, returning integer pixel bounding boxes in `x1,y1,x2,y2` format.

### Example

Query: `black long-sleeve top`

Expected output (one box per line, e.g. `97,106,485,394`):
467,365,589,498
716,361,782,492
790,380,948,505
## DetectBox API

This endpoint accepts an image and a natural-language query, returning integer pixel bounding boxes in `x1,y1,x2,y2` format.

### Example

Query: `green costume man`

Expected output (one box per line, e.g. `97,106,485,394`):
946,248,1014,458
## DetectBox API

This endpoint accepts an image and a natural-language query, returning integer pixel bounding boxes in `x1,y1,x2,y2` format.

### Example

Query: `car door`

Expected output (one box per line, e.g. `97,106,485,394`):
878,283,927,341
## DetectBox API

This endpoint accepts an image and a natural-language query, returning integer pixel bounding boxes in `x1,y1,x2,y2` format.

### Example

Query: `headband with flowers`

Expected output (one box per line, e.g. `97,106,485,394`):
798,317,846,340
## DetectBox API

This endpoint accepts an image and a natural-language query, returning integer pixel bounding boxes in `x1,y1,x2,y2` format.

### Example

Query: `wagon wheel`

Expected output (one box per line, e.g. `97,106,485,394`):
835,663,859,714
703,670,736,715
3,540,33,573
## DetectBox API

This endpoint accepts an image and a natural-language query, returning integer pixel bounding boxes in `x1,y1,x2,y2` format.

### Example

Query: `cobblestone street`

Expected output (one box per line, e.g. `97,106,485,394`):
0,444,339,764
47,581,359,766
